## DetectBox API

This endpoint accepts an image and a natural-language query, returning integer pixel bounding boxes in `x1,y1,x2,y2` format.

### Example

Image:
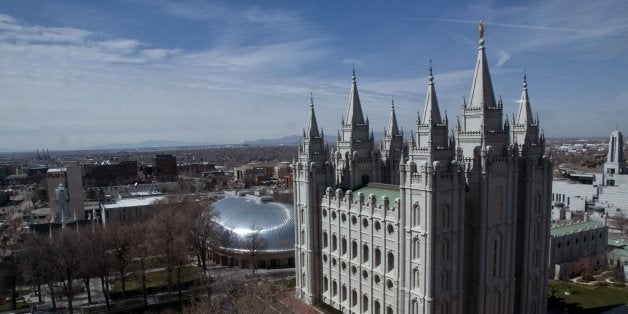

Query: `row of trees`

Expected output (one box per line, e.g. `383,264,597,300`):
1,198,228,313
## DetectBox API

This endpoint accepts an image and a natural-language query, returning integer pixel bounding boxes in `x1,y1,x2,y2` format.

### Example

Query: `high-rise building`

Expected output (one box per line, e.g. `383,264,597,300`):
293,24,552,314
47,163,84,223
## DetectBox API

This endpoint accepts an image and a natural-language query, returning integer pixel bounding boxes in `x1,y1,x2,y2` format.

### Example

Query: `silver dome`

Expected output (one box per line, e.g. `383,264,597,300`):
212,196,295,253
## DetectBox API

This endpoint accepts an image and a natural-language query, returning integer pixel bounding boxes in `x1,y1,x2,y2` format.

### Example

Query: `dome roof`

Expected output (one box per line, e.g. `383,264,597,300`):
212,196,295,253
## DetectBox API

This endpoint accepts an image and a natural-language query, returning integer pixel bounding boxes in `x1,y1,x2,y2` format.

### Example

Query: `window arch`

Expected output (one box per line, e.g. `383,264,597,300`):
375,248,382,267
413,204,420,226
324,276,329,292
387,252,395,272
413,268,420,288
441,205,450,227
341,237,347,255
352,289,358,307
332,234,337,251
323,231,328,248
442,238,449,260
441,270,449,290
411,299,418,314
342,284,347,301
534,193,541,213
332,280,337,296
493,235,502,278
413,238,420,260
363,244,370,263
362,294,369,312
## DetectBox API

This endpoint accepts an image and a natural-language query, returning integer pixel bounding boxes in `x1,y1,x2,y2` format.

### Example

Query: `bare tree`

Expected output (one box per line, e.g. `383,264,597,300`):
91,225,113,309
183,201,217,273
150,200,187,293
0,217,24,310
108,222,135,297
52,228,82,314
245,226,266,276
130,221,152,306
611,212,628,234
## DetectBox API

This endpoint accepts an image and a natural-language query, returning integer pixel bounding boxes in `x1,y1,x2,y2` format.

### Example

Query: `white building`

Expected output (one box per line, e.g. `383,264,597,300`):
46,164,84,224
294,25,552,314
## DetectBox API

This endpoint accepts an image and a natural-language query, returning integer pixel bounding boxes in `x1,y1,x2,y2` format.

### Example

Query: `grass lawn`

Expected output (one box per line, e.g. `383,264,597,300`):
111,266,202,293
549,280,628,313
0,300,28,311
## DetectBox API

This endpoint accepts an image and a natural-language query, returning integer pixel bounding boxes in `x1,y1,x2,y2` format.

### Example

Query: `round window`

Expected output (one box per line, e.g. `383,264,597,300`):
374,221,381,230
331,211,337,220
362,270,368,279
362,218,369,228
387,224,395,234
352,216,357,225
387,279,394,290
341,213,347,222
352,266,357,274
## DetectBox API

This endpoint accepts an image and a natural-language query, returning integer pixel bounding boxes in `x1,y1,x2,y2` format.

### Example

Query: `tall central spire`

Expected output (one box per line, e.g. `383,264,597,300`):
468,36,497,109
387,98,400,136
516,75,533,126
307,94,320,138
346,69,366,126
422,63,442,125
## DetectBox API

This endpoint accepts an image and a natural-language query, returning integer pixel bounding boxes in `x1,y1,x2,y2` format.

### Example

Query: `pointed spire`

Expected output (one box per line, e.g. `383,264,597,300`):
346,69,365,125
307,94,320,138
516,74,533,126
468,31,497,109
387,96,400,136
422,64,442,125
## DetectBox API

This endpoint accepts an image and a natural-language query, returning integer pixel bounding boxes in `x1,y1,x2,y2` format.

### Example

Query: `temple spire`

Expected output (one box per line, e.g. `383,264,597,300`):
422,64,442,125
387,97,400,136
346,69,365,126
307,94,320,138
468,22,497,109
516,74,533,126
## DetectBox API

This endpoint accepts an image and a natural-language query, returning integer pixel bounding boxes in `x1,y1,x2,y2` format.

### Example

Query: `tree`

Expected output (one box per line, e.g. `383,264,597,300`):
183,201,217,273
52,228,82,314
108,222,135,297
90,225,113,309
150,200,188,293
611,212,628,234
76,228,100,305
245,226,266,276
130,221,152,306
0,216,24,310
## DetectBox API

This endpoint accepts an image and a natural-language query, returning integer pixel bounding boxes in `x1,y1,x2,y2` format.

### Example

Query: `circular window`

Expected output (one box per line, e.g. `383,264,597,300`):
374,275,380,284
352,215,357,225
387,224,395,234
331,211,337,220
322,209,327,217
341,213,347,222
323,254,327,262
332,258,337,266
362,270,368,279
363,218,369,228
341,262,347,270
387,279,394,290
352,266,357,274
374,221,381,230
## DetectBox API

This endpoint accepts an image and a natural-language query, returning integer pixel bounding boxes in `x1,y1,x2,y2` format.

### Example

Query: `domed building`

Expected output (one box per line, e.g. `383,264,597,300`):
209,190,295,269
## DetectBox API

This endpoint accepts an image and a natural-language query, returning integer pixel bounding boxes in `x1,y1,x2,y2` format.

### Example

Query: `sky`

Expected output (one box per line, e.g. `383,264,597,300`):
0,0,627,151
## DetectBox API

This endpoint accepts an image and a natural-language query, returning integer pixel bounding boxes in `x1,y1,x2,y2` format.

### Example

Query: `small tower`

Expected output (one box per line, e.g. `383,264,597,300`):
294,96,334,304
604,129,625,185
381,98,404,184
334,70,380,189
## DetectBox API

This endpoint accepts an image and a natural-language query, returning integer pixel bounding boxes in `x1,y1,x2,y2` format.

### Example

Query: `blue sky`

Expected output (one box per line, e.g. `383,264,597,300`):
0,0,626,150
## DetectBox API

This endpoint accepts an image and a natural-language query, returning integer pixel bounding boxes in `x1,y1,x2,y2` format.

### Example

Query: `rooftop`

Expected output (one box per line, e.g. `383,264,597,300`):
101,196,165,209
353,183,400,206
550,220,605,237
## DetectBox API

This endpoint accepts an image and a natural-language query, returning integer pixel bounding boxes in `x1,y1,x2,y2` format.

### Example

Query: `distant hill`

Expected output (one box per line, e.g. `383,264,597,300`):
83,140,192,150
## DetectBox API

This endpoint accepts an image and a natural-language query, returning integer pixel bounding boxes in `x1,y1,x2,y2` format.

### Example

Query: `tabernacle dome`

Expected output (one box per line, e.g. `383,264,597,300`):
209,191,295,269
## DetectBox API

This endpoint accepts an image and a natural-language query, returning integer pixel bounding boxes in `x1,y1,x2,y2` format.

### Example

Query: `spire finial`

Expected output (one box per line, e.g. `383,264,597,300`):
428,59,434,82
310,92,314,108
391,95,395,109
479,18,485,39
352,63,356,82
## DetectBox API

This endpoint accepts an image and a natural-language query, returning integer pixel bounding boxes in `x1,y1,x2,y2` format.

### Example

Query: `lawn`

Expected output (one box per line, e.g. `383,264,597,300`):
111,266,203,293
549,280,628,313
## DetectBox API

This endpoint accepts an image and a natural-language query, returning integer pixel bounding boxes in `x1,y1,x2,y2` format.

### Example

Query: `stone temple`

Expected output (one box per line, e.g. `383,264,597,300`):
293,24,552,314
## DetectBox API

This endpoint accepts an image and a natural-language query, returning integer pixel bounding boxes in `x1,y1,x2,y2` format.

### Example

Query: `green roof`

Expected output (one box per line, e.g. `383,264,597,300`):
550,220,604,237
353,183,400,206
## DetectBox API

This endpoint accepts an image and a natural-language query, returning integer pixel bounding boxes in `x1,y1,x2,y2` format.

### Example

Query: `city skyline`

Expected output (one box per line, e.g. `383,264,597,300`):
0,0,627,150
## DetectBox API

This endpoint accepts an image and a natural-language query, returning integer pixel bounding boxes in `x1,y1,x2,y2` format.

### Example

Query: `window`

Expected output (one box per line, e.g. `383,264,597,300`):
387,279,393,290
374,221,381,230
492,238,500,278
363,244,370,263
441,270,448,290
363,218,369,228
332,280,338,296
332,234,337,251
362,270,369,279
331,211,337,220
413,204,420,226
363,295,369,312
342,285,347,301
413,238,420,259
375,248,382,267
442,239,448,260
352,290,358,307
341,213,347,222
442,205,450,227
374,301,381,314
302,229,306,246
342,237,347,255
387,224,395,234
323,231,328,248
324,276,328,291
413,268,420,288
352,215,357,225
411,300,418,314
352,241,358,259
387,252,395,272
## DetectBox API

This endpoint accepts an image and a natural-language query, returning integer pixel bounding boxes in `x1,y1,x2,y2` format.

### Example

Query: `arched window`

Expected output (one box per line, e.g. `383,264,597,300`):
413,238,420,260
323,231,328,248
342,237,347,255
493,236,501,278
495,186,503,220
441,205,450,227
324,276,329,292
441,270,448,290
387,306,394,314
302,272,306,287
442,239,448,260
332,234,337,251
362,294,369,312
387,252,395,272
332,280,338,296
374,300,381,314
352,241,358,259
363,244,370,263
534,193,541,213
302,229,306,246
411,300,418,314
342,284,347,301
352,289,358,307
375,248,382,267
413,268,420,288
413,204,420,226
